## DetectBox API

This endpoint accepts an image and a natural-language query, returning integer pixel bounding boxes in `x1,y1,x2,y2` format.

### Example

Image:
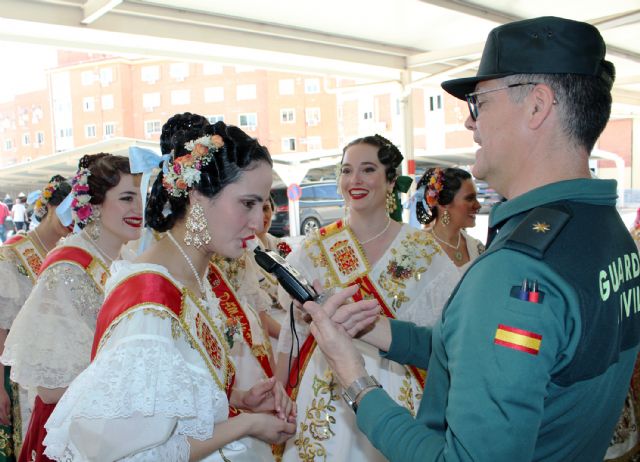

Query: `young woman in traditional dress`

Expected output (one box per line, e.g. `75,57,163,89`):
1,154,142,462
162,113,278,396
415,167,485,272
42,121,298,461
0,176,72,460
273,135,460,462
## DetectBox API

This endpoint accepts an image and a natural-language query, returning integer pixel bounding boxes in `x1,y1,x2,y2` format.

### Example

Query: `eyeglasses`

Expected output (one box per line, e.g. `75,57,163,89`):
465,82,538,121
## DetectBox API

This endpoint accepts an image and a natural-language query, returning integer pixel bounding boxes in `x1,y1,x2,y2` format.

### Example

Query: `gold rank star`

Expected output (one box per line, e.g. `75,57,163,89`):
532,222,550,233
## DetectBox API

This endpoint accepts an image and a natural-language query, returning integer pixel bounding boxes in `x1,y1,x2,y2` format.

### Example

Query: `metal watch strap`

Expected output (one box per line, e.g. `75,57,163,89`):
342,375,382,413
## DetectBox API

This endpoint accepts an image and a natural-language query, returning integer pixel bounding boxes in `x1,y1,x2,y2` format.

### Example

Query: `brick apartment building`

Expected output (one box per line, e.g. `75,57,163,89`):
0,50,635,192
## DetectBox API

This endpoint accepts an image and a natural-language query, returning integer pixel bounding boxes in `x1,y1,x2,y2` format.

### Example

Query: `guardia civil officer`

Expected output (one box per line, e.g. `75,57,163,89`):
301,16,640,461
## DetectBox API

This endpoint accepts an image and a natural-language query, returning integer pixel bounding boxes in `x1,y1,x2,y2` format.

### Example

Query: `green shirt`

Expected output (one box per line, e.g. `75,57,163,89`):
357,179,640,461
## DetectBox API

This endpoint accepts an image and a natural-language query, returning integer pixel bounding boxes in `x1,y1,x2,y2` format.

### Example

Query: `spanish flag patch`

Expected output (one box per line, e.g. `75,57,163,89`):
494,324,542,355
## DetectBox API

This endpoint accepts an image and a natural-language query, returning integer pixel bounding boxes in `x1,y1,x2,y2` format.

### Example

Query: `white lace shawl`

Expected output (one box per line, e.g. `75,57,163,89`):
0,233,108,388
0,242,37,329
43,261,230,461
276,224,461,354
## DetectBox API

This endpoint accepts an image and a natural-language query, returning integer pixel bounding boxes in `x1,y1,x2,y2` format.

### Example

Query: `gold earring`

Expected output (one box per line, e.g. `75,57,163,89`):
87,208,101,240
385,190,396,214
185,202,211,249
441,210,451,226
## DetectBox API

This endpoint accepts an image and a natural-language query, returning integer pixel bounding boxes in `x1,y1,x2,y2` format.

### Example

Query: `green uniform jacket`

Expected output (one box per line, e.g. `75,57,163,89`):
357,179,640,461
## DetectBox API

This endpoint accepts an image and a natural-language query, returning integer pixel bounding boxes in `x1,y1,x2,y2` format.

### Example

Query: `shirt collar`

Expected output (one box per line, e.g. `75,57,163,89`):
489,178,619,227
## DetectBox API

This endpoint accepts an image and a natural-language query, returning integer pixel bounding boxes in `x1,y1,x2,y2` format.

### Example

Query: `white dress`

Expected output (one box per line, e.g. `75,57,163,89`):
0,234,47,449
43,261,273,461
276,222,461,462
1,232,110,393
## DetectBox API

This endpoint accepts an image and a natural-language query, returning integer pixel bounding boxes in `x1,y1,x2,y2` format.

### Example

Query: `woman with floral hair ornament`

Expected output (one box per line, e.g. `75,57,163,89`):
415,167,485,272
42,119,305,461
273,135,458,462
1,154,142,462
0,176,71,460
161,112,279,401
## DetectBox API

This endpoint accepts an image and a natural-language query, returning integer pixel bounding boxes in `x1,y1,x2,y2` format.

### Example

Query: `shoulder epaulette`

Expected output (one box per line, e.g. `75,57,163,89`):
503,205,571,259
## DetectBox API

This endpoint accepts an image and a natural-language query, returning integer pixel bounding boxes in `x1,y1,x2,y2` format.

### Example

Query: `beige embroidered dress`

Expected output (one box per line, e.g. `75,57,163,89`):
42,261,273,461
0,234,48,457
276,222,459,462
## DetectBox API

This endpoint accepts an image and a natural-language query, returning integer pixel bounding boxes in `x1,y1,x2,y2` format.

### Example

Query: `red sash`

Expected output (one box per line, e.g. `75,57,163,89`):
3,234,25,246
38,246,93,276
91,272,183,359
207,263,274,378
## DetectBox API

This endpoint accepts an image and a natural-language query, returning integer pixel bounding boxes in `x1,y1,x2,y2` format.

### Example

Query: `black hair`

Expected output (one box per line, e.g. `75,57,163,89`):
147,114,273,232
341,134,403,182
39,174,72,219
79,153,132,205
415,167,471,225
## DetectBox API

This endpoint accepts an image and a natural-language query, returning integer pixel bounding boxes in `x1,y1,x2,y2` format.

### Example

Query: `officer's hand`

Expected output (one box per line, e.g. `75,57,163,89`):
303,286,370,387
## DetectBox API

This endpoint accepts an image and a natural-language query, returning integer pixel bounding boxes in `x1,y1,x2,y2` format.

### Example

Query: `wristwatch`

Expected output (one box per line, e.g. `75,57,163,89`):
342,375,382,413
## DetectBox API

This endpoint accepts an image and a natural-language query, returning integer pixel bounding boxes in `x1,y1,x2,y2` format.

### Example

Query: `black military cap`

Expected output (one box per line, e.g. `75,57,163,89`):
441,16,615,100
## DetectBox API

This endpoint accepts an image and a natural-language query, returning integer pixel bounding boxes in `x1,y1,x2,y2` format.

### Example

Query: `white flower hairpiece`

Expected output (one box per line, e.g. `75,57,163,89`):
162,134,224,198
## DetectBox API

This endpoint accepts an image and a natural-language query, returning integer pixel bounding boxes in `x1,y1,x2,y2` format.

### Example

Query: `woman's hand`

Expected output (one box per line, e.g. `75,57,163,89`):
245,413,296,444
239,377,296,422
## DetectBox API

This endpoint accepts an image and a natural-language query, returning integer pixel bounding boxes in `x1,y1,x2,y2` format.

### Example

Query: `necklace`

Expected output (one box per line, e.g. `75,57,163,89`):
31,228,50,254
358,217,392,245
84,232,120,264
166,230,207,295
432,229,463,262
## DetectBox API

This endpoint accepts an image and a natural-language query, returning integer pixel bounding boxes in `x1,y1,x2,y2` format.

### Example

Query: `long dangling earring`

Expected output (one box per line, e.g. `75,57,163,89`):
87,207,101,240
184,202,211,249
441,209,451,226
385,190,396,215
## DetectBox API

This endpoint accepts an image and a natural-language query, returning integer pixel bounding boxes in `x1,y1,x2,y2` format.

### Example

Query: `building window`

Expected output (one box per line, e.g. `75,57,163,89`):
170,62,189,81
363,111,374,120
279,79,295,95
85,124,97,138
144,120,161,135
306,136,322,150
235,65,255,73
22,133,30,146
142,92,161,111
304,78,320,94
59,128,73,137
281,137,296,152
238,113,257,129
100,67,113,86
203,63,223,75
81,71,94,86
237,84,256,101
104,123,116,137
36,132,45,145
4,139,13,151
280,109,295,123
101,94,114,110
207,115,224,124
141,65,160,84
429,95,443,111
204,87,224,103
305,107,321,126
171,90,190,105
83,97,95,112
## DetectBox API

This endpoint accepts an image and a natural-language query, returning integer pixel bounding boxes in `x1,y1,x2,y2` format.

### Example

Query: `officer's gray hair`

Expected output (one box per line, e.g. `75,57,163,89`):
502,73,612,154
